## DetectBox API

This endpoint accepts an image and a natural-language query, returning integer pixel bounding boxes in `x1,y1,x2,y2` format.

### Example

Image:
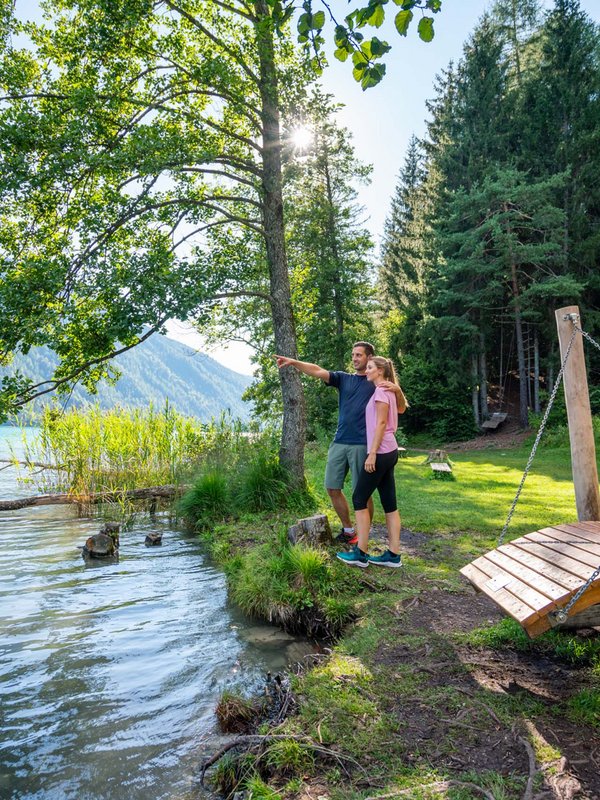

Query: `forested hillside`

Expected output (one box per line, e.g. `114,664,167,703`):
380,0,600,441
3,335,252,422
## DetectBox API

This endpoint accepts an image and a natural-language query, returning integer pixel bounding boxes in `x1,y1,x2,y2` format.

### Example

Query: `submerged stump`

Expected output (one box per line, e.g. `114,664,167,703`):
81,522,121,560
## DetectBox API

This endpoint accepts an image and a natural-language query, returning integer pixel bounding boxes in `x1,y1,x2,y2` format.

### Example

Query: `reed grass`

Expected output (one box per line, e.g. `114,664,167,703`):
22,403,263,499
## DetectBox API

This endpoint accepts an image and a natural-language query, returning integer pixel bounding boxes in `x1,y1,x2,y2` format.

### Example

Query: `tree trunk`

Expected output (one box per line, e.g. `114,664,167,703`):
510,262,529,428
533,328,540,414
479,331,488,419
254,3,306,486
526,324,532,409
506,208,528,428
323,146,345,364
471,352,480,427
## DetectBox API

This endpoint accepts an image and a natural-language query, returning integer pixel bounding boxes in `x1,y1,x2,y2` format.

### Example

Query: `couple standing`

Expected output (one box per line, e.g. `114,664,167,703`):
276,342,407,568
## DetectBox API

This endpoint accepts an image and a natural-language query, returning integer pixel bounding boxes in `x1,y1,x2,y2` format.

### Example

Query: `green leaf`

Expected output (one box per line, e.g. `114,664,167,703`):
313,10,325,29
394,9,413,35
370,36,391,56
368,4,385,27
418,16,434,41
334,47,349,62
426,0,442,11
360,63,386,90
334,24,348,46
297,13,310,34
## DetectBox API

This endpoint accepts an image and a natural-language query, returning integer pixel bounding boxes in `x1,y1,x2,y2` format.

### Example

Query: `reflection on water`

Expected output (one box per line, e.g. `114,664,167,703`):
0,428,315,799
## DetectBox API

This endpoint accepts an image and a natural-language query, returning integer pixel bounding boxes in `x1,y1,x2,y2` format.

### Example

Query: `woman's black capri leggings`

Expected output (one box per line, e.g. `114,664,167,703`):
352,449,399,514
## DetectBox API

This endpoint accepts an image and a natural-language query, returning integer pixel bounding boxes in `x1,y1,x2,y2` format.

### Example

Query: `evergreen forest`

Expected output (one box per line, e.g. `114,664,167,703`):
380,0,600,441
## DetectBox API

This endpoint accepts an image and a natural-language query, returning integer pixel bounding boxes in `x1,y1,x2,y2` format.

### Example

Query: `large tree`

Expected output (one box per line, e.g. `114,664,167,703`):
0,0,313,482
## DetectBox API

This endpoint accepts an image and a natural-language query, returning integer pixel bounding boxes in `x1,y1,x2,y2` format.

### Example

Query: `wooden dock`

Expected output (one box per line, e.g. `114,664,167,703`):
460,521,600,637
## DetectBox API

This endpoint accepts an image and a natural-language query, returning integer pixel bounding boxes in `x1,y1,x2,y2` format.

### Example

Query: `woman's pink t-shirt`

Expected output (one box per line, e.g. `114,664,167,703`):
365,386,398,454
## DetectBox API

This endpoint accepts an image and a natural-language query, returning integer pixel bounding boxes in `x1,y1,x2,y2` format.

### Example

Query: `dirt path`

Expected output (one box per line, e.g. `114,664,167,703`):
366,542,600,799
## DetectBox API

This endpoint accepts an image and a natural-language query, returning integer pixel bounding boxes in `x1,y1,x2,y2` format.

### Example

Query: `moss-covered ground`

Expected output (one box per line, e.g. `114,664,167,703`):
200,437,600,800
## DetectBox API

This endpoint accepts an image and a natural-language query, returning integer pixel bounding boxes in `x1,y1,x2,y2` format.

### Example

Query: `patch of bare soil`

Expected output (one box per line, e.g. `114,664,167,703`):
444,421,532,452
374,587,600,799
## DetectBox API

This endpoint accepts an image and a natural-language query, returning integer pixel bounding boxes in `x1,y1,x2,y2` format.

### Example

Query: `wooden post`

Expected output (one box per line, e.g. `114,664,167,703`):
555,306,600,521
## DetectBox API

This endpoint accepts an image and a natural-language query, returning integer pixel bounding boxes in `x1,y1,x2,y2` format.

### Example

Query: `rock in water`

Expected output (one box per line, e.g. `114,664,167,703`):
82,532,116,559
145,532,163,546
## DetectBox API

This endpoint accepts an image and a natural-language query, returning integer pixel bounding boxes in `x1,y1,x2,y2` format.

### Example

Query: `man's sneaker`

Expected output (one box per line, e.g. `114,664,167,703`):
346,534,358,546
336,545,369,568
368,550,403,568
335,528,355,543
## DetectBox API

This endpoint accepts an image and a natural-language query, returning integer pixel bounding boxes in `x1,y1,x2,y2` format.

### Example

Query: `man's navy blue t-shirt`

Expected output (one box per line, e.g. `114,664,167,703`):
327,371,375,445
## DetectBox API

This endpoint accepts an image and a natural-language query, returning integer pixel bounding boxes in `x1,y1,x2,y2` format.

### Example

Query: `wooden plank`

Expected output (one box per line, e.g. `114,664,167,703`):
498,543,583,591
481,413,507,430
522,531,600,571
509,539,596,581
431,462,452,472
461,561,539,623
476,555,557,614
551,524,600,552
484,549,567,604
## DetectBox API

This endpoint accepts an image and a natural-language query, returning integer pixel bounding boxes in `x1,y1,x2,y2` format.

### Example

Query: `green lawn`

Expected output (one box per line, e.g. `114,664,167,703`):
305,440,582,548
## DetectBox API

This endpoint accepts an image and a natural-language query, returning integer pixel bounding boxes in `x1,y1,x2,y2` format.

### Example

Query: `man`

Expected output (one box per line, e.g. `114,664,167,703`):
275,342,403,543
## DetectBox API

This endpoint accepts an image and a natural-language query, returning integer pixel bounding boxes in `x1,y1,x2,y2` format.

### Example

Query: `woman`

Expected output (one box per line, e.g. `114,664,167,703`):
336,356,407,568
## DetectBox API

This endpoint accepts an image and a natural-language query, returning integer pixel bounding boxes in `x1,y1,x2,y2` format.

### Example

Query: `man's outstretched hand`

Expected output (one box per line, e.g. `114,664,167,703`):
274,354,294,369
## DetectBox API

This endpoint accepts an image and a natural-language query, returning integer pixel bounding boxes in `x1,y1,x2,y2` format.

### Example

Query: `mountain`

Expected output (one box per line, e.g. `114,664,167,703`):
3,335,253,422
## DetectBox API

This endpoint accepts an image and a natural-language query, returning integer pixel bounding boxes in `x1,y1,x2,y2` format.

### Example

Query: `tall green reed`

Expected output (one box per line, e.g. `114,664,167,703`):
23,403,259,497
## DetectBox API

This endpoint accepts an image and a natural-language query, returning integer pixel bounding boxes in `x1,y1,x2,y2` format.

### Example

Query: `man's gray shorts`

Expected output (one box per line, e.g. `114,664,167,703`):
324,442,368,491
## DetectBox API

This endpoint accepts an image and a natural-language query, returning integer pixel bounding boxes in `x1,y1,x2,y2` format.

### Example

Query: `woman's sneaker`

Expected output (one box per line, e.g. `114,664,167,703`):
336,545,369,568
368,550,402,568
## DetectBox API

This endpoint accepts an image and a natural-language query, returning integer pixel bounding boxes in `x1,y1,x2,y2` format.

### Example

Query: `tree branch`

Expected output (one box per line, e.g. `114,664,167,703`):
162,0,260,86
212,290,272,301
10,323,166,409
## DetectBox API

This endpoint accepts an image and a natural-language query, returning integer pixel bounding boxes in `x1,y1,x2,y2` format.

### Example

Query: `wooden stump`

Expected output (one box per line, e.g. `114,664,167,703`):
288,515,332,547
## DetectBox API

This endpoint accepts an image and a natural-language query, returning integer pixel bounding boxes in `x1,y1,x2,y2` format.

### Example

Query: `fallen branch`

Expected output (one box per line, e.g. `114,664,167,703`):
364,780,496,800
0,484,186,511
0,458,61,470
200,734,364,785
519,736,537,800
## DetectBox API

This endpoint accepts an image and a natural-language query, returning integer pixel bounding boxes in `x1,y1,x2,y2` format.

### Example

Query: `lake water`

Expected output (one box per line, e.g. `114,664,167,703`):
0,426,311,799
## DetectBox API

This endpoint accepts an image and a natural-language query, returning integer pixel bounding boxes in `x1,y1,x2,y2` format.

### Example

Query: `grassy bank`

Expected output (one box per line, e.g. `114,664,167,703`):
199,437,600,800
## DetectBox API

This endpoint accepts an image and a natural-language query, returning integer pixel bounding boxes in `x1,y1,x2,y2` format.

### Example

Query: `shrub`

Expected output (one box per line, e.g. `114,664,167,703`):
215,690,260,733
177,471,229,527
264,739,314,776
281,546,329,590
244,776,282,800
228,540,356,636
235,453,290,513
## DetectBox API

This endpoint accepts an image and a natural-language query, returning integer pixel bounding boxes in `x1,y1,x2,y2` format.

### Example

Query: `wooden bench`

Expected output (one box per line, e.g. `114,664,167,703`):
481,412,508,430
398,447,407,458
430,461,453,479
460,521,600,637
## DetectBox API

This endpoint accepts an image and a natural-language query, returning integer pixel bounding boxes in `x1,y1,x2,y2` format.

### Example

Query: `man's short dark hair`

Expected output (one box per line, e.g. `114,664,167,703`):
353,341,375,357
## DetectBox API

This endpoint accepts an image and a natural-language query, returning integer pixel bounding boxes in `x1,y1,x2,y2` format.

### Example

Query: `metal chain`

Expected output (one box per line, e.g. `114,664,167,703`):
579,326,600,354
554,561,600,623
497,325,579,547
